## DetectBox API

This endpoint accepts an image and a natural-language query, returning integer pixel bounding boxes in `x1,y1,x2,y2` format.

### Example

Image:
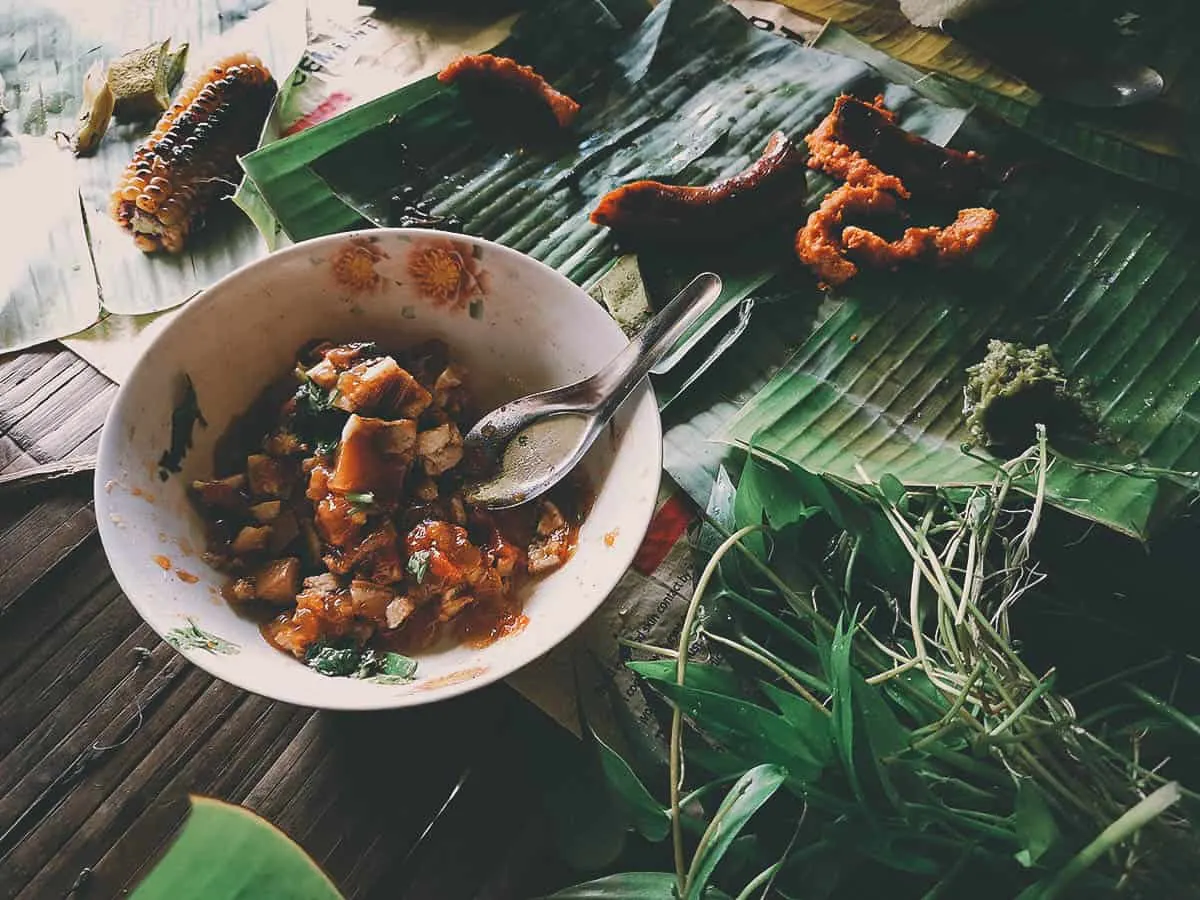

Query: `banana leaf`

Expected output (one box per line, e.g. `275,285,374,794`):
724,152,1200,540
789,0,1200,191
131,796,343,899
239,0,966,297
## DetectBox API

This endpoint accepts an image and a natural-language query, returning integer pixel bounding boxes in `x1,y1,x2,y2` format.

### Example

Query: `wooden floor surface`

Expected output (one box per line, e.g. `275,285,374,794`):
0,346,565,900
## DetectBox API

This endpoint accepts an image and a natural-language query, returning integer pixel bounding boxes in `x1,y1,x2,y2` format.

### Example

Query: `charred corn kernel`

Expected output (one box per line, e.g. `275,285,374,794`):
111,53,274,254
71,59,115,157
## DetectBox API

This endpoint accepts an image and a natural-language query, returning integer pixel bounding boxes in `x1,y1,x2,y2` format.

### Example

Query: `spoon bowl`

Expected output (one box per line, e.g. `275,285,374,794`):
463,272,723,508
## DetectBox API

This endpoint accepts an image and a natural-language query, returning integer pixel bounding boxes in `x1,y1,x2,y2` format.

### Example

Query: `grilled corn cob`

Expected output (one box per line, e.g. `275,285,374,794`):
111,53,274,254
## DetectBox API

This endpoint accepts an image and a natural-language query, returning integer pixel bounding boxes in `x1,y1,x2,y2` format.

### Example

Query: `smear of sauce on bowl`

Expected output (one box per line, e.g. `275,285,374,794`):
604,528,619,547
153,555,172,570
176,570,200,584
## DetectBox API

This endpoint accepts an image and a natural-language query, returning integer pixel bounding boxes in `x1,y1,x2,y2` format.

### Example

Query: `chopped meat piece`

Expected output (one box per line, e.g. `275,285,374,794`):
448,494,467,526
590,131,809,245
438,53,580,128
350,578,394,621
432,364,468,412
267,509,300,555
810,94,989,203
436,589,476,622
314,495,367,548
246,453,294,498
406,520,488,590
416,422,465,476
350,522,407,584
328,414,417,494
263,429,305,457
527,539,567,575
536,500,566,537
231,524,272,556
228,577,257,603
386,594,418,629
253,557,301,604
249,500,282,523
190,474,248,511
411,474,439,502
325,342,377,368
333,357,432,418
304,357,339,389
302,573,342,594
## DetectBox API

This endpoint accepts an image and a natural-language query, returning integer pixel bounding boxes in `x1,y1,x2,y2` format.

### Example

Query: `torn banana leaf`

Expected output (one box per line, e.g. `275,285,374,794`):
0,138,99,352
794,0,1200,190
240,0,966,376
724,157,1200,540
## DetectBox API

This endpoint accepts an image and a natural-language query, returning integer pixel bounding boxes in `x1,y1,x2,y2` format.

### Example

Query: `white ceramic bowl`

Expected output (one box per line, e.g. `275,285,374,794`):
96,229,661,710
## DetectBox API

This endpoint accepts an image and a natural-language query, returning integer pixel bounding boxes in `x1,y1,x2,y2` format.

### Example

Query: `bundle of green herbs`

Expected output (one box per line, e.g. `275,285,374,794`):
550,430,1200,899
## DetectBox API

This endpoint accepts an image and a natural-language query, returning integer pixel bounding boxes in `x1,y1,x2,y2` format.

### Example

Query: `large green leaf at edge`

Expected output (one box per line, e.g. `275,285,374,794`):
724,153,1200,540
546,872,731,899
131,796,343,899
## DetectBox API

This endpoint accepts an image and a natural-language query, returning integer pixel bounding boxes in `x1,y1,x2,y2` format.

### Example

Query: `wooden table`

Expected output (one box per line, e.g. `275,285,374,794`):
0,347,568,897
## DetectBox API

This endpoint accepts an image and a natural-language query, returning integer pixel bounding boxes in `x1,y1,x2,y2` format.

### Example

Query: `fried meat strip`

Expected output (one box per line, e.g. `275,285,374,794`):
805,95,909,197
589,131,809,244
843,206,999,268
806,94,988,202
438,54,580,128
796,184,998,288
794,184,899,288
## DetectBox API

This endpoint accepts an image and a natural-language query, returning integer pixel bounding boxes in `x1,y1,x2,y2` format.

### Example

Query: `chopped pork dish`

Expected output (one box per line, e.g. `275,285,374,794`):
190,340,587,670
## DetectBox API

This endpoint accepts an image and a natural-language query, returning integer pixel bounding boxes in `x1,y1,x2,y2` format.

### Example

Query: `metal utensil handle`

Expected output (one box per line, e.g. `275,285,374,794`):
586,272,723,420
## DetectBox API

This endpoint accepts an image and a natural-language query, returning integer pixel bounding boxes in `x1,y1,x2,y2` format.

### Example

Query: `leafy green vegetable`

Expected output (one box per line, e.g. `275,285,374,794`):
407,550,431,584
545,872,731,899
130,796,343,899
684,764,786,900
304,641,361,677
590,724,671,842
292,380,346,453
157,375,207,480
304,641,418,683
1014,779,1061,868
345,491,377,512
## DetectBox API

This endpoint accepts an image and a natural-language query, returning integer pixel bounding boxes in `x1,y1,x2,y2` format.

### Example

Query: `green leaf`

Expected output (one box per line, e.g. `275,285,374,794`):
545,872,731,899
407,550,432,584
627,659,746,699
589,725,671,842
131,796,342,899
345,491,376,507
305,641,361,678
1014,779,1061,868
646,679,824,783
756,682,834,766
827,617,865,805
684,764,787,900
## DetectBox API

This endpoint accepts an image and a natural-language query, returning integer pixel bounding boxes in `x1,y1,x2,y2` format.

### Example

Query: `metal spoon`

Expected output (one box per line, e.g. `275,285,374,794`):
462,272,723,509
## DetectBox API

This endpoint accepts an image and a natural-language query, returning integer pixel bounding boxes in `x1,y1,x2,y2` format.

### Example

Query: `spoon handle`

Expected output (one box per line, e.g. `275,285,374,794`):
585,272,723,415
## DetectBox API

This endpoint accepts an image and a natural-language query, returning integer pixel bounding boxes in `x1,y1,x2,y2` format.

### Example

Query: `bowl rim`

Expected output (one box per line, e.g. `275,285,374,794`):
95,227,663,711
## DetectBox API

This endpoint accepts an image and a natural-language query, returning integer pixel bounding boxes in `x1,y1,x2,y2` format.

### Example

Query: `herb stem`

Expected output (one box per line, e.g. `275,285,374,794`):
671,524,764,898
703,629,830,716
